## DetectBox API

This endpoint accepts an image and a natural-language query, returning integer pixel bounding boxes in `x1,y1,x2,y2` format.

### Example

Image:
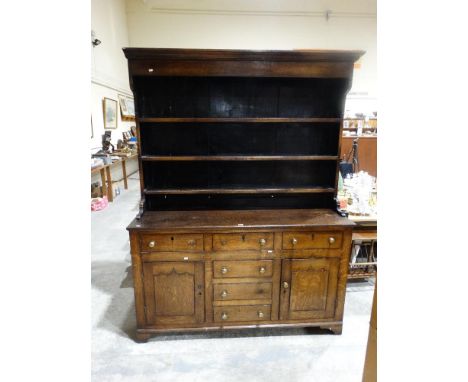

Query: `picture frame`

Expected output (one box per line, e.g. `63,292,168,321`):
103,97,118,129
118,94,135,121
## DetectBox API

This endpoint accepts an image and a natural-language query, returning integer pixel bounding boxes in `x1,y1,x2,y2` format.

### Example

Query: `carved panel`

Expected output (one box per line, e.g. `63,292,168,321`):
143,261,204,325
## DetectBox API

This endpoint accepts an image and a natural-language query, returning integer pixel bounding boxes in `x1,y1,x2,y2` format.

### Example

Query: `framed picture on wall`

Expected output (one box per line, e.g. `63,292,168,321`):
118,94,135,121
103,97,118,129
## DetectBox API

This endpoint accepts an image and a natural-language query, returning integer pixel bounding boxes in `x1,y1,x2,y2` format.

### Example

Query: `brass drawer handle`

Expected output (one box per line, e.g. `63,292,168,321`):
187,239,196,246
259,266,266,274
291,238,298,245
257,311,264,318
221,266,228,274
148,240,156,248
221,290,228,298
259,238,266,246
221,312,228,320
283,281,289,289
329,237,336,244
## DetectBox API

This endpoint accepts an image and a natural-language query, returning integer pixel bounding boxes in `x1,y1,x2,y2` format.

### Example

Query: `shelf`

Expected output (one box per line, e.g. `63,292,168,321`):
343,127,376,130
141,155,339,161
144,187,335,195
137,117,341,123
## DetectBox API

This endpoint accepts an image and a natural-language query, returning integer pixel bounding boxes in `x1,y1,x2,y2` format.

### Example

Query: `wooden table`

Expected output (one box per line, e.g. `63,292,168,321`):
348,214,377,279
91,154,137,202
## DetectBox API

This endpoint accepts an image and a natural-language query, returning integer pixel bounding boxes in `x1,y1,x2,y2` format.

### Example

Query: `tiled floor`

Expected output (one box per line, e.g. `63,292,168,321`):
91,176,374,382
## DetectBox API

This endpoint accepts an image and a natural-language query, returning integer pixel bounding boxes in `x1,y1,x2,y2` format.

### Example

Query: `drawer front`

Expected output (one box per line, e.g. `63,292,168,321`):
213,260,273,278
213,282,272,301
214,305,271,322
140,234,203,252
213,233,273,251
282,232,342,250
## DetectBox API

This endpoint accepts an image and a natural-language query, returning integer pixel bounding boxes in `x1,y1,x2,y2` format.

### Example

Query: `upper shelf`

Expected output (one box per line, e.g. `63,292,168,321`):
137,117,342,124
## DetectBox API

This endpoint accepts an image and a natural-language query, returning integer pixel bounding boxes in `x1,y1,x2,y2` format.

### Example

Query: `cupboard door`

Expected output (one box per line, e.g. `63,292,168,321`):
280,258,339,320
143,261,204,325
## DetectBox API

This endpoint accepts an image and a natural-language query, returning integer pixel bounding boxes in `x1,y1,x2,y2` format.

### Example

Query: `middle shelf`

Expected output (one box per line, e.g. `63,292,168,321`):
142,160,337,191
139,121,341,157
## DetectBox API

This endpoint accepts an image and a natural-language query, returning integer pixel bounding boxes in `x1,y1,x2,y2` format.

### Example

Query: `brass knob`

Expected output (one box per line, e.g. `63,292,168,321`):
221,266,228,274
258,311,264,318
259,238,266,246
148,240,156,248
291,238,298,245
283,281,289,289
221,290,228,298
329,237,336,244
221,312,228,320
259,266,266,274
187,239,196,246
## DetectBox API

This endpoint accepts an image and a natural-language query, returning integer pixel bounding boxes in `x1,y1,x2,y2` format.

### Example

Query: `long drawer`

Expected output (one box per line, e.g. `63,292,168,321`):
282,231,343,250
214,304,271,322
213,233,274,251
140,233,203,252
213,282,272,301
213,260,273,278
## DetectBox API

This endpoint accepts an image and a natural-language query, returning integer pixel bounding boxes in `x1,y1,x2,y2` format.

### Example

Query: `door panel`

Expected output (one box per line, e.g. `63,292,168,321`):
280,258,339,320
143,261,204,325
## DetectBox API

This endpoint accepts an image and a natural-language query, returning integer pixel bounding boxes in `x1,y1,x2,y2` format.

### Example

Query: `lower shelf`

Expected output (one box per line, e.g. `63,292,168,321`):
144,187,336,195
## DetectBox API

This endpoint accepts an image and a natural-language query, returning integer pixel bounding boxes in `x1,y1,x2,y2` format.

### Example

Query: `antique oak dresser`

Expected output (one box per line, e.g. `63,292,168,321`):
123,48,363,342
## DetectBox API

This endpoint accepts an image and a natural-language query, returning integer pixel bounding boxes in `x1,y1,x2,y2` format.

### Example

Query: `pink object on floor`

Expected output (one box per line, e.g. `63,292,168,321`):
91,196,109,211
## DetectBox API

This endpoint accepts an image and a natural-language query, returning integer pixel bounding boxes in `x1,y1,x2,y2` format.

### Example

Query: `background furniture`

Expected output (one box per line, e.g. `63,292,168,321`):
343,117,377,135
348,215,377,279
124,48,363,342
90,153,137,202
340,136,377,177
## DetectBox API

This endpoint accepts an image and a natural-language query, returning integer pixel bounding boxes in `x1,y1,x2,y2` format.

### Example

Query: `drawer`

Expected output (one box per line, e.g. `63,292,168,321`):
140,233,203,252
282,232,342,250
213,282,272,301
213,260,273,278
214,304,271,322
213,233,273,251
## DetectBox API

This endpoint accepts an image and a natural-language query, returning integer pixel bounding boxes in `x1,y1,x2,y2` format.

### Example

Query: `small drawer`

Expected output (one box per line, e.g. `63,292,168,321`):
213,260,273,278
213,233,273,251
214,305,271,323
282,232,342,250
213,282,272,301
140,233,203,252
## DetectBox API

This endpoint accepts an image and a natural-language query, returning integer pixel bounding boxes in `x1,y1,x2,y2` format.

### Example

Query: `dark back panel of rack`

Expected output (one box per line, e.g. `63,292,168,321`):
133,77,350,118
140,122,340,156
142,160,336,190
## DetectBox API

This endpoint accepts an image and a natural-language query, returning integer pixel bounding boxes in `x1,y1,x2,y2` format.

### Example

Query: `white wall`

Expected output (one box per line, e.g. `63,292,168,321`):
125,0,377,115
91,0,134,152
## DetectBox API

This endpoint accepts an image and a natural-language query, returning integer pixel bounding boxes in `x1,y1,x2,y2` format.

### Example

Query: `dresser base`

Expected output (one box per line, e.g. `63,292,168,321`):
134,321,343,342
